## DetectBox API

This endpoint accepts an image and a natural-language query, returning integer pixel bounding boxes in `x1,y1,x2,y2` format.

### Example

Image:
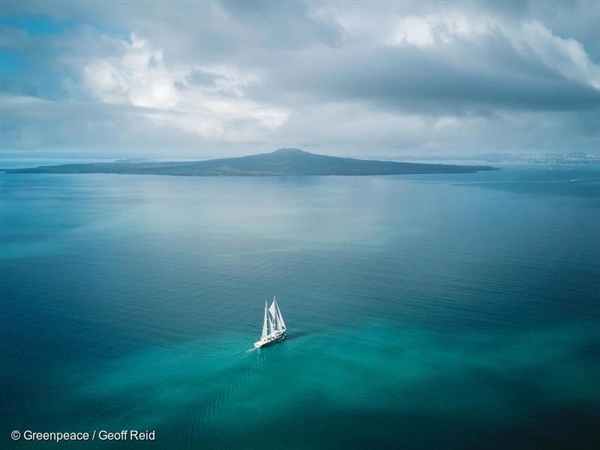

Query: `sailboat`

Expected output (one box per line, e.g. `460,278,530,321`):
254,297,287,348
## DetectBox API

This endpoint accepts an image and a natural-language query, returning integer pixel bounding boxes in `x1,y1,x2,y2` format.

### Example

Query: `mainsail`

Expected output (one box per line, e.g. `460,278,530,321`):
255,296,287,348
261,300,269,339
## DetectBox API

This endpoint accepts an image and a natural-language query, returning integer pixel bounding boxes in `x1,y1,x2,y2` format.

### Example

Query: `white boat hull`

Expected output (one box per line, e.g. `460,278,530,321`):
254,330,286,348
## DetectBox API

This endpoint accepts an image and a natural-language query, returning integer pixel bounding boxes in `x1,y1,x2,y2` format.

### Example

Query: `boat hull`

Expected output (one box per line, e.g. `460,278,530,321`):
254,330,286,348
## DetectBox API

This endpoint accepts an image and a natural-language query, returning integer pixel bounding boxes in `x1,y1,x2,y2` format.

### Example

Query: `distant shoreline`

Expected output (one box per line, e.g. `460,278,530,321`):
4,148,498,176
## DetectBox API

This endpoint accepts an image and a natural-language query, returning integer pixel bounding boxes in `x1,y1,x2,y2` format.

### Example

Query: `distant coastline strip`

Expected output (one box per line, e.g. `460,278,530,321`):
5,148,498,176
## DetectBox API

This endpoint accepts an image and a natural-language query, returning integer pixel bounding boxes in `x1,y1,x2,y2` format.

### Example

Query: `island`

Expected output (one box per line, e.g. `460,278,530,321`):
5,148,497,176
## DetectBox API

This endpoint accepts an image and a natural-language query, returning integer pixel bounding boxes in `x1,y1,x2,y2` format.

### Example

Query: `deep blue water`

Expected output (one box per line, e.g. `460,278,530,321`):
1,166,599,449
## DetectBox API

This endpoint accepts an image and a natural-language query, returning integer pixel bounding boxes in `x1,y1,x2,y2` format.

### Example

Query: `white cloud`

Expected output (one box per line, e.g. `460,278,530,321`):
385,14,494,48
81,33,181,107
319,5,494,49
81,33,289,141
515,20,600,89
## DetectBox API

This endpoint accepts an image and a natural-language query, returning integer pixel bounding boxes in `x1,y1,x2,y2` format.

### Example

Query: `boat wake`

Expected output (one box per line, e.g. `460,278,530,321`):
178,347,265,447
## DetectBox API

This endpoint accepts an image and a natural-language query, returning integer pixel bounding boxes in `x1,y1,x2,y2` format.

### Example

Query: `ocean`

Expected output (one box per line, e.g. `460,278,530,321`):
1,165,599,449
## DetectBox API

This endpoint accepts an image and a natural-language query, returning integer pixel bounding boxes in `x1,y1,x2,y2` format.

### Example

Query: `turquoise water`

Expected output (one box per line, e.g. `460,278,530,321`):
1,167,599,449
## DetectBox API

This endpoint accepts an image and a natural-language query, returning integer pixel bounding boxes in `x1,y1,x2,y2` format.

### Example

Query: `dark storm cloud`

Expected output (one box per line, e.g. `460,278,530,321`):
264,38,600,116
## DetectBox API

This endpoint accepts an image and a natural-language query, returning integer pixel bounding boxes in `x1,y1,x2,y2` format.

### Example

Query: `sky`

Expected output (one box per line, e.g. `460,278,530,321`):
1,0,599,159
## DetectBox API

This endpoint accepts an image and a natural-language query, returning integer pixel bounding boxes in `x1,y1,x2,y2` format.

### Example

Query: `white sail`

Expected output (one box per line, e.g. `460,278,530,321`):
261,300,268,339
267,309,276,334
276,304,286,330
269,300,279,330
269,297,286,331
254,296,287,348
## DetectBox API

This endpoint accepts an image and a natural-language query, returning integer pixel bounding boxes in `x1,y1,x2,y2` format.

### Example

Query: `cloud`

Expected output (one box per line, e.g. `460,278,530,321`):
264,10,600,113
384,13,493,47
506,20,600,89
2,94,155,151
83,33,289,140
1,1,599,157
